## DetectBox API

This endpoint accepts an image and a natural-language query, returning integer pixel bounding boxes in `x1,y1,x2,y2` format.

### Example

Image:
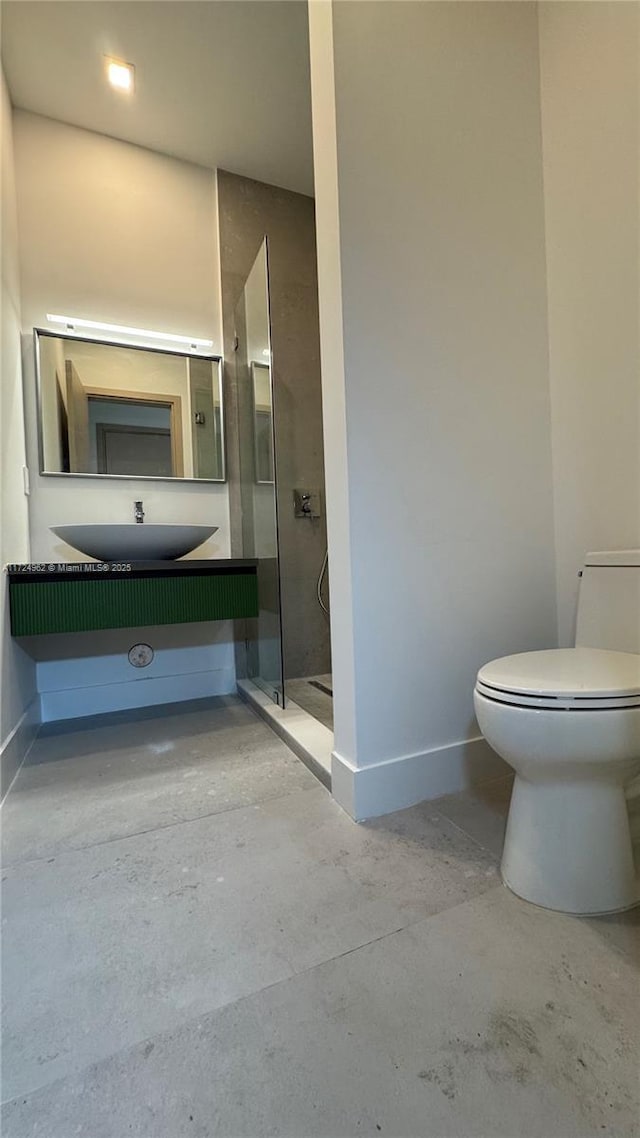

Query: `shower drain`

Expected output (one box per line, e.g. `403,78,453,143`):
308,680,333,698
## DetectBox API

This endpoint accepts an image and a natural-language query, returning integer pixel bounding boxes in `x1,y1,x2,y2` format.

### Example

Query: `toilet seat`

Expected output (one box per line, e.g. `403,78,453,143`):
476,647,640,712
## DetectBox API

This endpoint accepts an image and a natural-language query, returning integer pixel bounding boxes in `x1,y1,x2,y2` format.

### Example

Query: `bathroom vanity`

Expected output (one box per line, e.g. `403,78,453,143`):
6,559,258,637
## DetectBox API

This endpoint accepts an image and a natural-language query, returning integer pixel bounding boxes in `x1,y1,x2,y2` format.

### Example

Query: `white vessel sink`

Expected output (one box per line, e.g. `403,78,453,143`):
50,523,219,561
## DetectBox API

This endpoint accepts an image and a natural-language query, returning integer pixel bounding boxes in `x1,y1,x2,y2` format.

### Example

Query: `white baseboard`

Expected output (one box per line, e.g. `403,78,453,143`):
1,697,41,802
332,735,509,821
40,667,236,723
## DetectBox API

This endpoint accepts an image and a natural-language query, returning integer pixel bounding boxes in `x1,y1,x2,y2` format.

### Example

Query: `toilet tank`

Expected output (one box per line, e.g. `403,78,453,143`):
575,550,640,654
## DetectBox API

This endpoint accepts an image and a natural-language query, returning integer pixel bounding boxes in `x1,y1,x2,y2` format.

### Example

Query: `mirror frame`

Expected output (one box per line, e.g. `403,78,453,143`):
34,328,226,483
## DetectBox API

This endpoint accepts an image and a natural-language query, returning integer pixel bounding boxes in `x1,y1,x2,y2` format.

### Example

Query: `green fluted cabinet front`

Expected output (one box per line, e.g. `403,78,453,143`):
7,562,258,637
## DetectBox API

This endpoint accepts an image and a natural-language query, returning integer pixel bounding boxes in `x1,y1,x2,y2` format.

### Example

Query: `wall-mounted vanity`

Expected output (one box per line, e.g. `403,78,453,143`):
13,331,258,653
7,559,258,638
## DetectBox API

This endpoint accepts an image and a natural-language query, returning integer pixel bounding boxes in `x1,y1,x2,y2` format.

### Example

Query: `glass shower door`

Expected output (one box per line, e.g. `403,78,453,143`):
234,238,285,705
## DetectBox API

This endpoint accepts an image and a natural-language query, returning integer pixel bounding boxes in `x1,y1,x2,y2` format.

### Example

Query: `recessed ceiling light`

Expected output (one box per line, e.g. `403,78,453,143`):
106,57,134,93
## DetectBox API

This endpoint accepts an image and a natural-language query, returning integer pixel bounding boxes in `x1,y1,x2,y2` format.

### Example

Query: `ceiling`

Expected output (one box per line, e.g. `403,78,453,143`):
1,0,314,196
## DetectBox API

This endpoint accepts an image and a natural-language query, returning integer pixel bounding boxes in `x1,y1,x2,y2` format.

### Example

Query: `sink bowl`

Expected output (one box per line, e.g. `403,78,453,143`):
50,524,219,561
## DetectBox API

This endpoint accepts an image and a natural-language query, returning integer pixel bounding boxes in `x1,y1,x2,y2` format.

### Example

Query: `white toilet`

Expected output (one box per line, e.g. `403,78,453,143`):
474,550,640,915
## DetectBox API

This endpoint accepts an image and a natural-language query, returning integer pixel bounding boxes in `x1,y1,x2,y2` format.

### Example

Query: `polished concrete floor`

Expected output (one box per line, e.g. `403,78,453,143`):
2,695,638,1137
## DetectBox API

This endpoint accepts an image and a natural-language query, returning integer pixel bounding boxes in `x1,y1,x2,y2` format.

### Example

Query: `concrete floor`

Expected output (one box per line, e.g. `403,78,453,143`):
1,696,638,1137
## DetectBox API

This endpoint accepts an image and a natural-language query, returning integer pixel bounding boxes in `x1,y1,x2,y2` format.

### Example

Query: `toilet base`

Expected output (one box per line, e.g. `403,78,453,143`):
501,775,640,915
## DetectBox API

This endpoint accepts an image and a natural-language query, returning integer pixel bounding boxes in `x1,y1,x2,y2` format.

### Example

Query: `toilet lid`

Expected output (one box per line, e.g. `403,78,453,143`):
477,648,640,700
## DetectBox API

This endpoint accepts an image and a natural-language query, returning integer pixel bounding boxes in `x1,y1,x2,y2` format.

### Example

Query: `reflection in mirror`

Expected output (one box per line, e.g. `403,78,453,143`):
234,238,284,706
35,331,225,481
251,361,274,483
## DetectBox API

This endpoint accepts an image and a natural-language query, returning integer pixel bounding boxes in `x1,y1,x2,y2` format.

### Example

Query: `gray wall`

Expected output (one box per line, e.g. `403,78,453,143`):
218,170,330,681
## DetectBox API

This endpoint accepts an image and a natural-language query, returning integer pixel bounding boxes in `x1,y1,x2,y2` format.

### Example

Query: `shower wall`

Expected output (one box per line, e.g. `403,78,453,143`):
218,169,330,680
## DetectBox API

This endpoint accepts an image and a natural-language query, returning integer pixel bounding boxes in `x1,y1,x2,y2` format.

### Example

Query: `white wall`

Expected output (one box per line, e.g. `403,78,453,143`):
539,1,640,645
16,111,222,341
307,0,357,763
36,624,236,723
0,70,38,793
310,1,557,818
15,111,229,564
13,111,234,717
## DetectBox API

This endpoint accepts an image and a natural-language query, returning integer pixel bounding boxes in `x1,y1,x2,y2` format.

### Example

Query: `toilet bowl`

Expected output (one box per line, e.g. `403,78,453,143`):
474,551,640,915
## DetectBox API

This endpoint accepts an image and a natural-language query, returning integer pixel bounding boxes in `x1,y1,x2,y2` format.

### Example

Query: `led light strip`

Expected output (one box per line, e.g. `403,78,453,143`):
46,314,213,349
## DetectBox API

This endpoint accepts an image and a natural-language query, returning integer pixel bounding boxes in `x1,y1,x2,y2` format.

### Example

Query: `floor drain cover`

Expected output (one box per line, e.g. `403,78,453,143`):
308,680,333,698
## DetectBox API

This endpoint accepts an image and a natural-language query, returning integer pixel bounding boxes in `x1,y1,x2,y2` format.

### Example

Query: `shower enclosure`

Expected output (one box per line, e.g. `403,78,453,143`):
231,225,332,727
233,239,285,705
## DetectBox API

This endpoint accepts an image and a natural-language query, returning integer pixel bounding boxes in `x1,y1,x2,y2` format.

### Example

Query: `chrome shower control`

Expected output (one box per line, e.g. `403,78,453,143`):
293,489,321,519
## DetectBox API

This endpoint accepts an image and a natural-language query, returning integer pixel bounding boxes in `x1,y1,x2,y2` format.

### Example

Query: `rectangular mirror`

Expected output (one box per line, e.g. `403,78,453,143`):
35,330,225,481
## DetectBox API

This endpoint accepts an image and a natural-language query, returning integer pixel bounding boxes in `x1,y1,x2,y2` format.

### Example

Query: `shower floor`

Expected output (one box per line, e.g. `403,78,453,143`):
286,674,334,730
